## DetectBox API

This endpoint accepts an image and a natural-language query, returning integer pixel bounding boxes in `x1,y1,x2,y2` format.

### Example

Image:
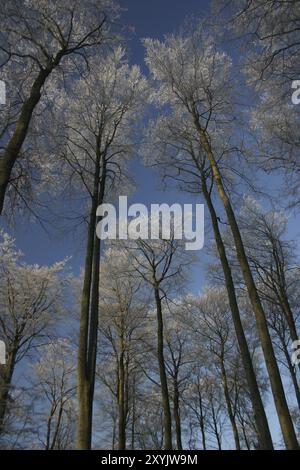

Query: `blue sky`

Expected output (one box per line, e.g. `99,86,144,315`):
9,0,299,319
5,0,299,447
11,0,213,289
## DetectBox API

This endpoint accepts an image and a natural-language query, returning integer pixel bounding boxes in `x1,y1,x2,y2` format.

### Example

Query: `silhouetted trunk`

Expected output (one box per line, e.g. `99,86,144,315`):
280,334,300,410
197,123,299,450
112,416,116,450
280,293,300,374
0,53,64,214
220,353,241,450
201,176,273,449
50,402,64,450
118,345,126,449
77,152,105,450
154,285,173,450
210,400,222,450
241,421,251,450
131,377,136,450
198,390,207,450
0,346,17,434
173,379,182,450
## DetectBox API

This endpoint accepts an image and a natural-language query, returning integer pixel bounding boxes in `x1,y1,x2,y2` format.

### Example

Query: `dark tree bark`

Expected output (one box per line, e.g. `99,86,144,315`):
77,153,105,450
219,352,241,450
201,175,274,449
0,346,17,434
173,378,183,450
154,285,173,450
196,122,299,450
118,343,126,449
0,65,54,214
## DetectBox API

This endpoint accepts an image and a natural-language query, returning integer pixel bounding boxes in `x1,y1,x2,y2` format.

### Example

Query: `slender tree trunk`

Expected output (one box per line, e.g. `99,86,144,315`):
0,58,63,214
118,346,126,449
281,295,299,342
201,176,273,449
198,389,207,450
45,411,54,450
210,401,222,450
279,335,300,410
173,378,183,450
77,152,105,449
270,243,300,353
131,377,136,450
0,347,17,434
219,353,241,450
241,420,251,450
198,125,299,450
77,195,98,449
112,415,116,450
279,293,300,374
154,285,173,450
50,402,64,450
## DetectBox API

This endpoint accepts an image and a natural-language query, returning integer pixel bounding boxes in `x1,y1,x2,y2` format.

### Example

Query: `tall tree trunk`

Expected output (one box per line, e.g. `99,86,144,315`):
77,195,97,450
118,346,126,449
210,400,222,450
198,125,299,450
240,420,251,450
219,353,241,450
50,402,64,450
0,55,63,214
198,388,207,450
154,285,173,450
173,378,183,450
77,152,105,449
112,415,116,450
0,346,17,435
279,334,300,410
201,176,273,449
131,376,136,450
279,293,300,374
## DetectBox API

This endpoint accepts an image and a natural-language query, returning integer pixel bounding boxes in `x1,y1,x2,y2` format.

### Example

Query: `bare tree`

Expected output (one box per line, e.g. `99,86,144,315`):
57,50,147,449
97,248,148,449
144,26,298,448
0,0,120,214
31,339,76,450
0,231,67,436
123,236,189,450
142,33,273,448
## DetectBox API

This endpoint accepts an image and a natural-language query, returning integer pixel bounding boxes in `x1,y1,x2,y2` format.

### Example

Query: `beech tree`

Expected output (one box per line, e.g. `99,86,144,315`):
0,231,67,436
219,1,300,207
187,288,271,449
235,200,300,411
163,306,194,450
123,236,188,450
31,339,76,450
56,49,147,449
144,25,298,449
97,248,148,450
238,200,300,349
142,33,273,449
1,0,300,452
0,0,120,214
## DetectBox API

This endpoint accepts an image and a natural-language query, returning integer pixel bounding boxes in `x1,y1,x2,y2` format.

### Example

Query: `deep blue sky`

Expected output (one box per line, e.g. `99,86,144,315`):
10,0,299,290
6,0,297,447
122,0,210,69
12,0,212,291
